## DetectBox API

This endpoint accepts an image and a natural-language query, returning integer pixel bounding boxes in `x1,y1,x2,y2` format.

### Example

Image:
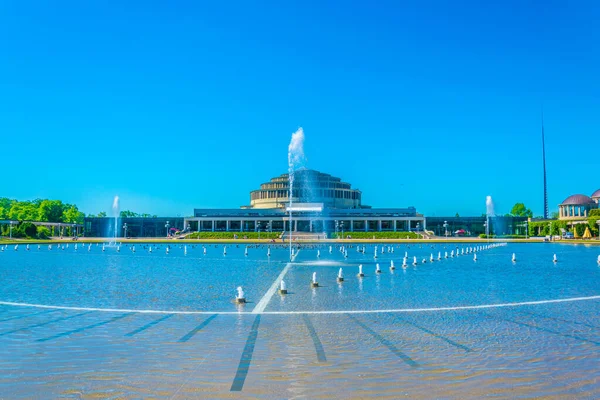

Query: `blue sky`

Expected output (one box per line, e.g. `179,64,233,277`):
1,1,598,217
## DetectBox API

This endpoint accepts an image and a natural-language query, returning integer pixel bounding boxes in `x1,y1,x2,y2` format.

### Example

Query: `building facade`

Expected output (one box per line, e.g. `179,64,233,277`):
426,216,529,237
84,217,185,238
84,169,426,237
558,191,600,220
247,169,366,209
185,206,424,234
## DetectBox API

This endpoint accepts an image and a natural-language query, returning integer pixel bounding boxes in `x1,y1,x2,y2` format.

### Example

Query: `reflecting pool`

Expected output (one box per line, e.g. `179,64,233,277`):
1,242,599,398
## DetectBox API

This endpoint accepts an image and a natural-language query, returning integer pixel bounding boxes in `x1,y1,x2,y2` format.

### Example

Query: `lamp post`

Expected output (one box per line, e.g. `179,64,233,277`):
266,222,271,233
257,221,262,240
72,224,76,238
9,221,14,239
524,221,528,239
443,220,449,238
341,221,345,239
335,220,339,238
165,221,170,237
123,222,128,238
484,221,489,243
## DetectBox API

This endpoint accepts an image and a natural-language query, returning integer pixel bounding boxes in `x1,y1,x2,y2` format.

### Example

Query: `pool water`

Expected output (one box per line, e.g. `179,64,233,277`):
1,242,599,398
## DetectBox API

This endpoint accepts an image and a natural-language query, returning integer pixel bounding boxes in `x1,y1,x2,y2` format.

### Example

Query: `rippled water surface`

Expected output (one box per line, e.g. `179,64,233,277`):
1,242,599,398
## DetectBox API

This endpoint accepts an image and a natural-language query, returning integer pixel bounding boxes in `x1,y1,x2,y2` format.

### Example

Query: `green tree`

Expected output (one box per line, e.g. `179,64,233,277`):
98,211,107,218
21,222,37,238
37,226,50,239
120,210,139,218
63,204,84,224
510,203,533,218
37,200,65,222
574,224,586,237
8,201,37,220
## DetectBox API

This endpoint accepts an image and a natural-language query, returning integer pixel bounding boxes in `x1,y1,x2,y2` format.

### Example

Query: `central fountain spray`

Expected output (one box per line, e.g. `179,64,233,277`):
485,196,495,243
287,127,305,261
111,195,120,244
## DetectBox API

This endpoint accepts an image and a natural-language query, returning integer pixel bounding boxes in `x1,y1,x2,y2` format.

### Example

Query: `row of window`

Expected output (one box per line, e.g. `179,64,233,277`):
260,182,351,190
560,205,596,217
251,189,362,201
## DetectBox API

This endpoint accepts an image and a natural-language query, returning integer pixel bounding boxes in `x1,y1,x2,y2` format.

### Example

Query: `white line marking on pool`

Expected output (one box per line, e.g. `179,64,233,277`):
251,250,300,314
1,294,599,315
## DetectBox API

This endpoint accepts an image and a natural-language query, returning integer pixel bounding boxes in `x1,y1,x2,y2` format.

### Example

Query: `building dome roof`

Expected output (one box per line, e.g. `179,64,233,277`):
561,194,594,205
591,189,600,199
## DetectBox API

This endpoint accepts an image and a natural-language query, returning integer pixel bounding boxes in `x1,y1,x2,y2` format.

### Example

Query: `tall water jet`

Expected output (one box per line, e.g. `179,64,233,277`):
287,127,305,261
485,196,495,241
112,196,120,243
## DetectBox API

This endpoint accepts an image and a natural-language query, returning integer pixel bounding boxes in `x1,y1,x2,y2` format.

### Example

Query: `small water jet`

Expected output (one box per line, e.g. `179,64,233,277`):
311,272,319,287
279,280,288,295
235,286,246,303
376,263,381,274
357,264,364,277
337,268,344,282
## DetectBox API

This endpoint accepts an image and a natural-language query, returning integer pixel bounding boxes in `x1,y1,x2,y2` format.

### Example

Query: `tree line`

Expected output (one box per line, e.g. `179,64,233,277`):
87,211,158,218
0,198,84,224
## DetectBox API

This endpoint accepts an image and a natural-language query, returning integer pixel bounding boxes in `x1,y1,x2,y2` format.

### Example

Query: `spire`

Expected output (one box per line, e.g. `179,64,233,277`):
542,110,548,219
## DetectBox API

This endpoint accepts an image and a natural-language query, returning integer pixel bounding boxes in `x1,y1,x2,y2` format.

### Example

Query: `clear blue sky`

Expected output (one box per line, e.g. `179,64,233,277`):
1,1,599,217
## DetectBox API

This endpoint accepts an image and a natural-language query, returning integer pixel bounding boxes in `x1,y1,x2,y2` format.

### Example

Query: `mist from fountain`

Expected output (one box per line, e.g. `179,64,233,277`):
110,196,120,245
288,127,305,260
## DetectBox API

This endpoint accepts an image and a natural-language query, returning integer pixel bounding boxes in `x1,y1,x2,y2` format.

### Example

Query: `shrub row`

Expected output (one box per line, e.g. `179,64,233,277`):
0,223,51,239
185,232,282,239
479,234,527,239
333,231,420,239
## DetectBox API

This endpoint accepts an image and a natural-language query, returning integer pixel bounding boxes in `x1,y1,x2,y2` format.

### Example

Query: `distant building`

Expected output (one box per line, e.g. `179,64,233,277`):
245,169,366,209
426,216,528,237
558,190,600,220
187,169,423,234
85,169,425,237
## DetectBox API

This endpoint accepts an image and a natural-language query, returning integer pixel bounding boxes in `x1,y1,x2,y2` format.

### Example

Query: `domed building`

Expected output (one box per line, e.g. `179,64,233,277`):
186,169,424,234
247,169,367,209
558,192,599,220
592,189,600,204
